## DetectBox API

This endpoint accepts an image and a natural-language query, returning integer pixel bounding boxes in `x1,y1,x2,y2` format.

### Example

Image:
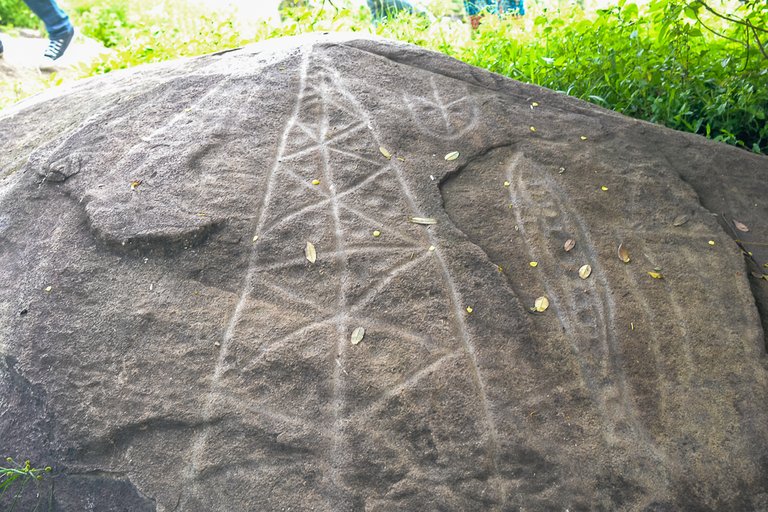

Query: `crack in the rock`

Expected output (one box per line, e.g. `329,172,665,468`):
675,172,768,354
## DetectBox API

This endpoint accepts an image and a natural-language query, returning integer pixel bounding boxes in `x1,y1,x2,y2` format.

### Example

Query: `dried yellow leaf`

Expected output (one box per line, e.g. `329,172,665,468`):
529,126,536,132
617,243,631,263
578,264,592,279
564,239,576,252
444,151,460,161
44,286,52,293
601,186,608,191
531,102,539,107
466,306,473,314
379,147,392,159
130,180,142,191
529,261,538,267
305,242,316,263
311,179,321,185
672,214,689,227
428,245,436,252
252,235,259,243
534,296,549,312
350,327,365,345
733,219,749,232
708,240,715,246
409,216,437,225
503,181,510,187
648,271,664,279
372,230,381,237
580,136,588,140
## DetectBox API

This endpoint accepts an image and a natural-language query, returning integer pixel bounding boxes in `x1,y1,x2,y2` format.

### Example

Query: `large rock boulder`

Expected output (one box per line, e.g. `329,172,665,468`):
1,34,767,511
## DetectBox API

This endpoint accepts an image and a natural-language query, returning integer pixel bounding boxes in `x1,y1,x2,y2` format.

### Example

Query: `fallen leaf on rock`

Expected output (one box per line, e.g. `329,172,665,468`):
44,286,52,293
409,216,437,225
673,214,689,226
305,242,316,263
580,136,588,140
379,147,392,159
534,296,549,312
578,264,592,279
734,220,749,232
648,271,664,279
601,186,608,191
444,151,460,161
252,235,258,243
531,102,539,107
529,261,538,267
466,306,473,314
564,239,576,252
372,230,381,237
504,181,510,187
708,240,715,246
428,245,436,252
529,126,536,132
618,243,631,263
130,180,142,191
751,271,765,279
351,327,365,345
312,179,321,185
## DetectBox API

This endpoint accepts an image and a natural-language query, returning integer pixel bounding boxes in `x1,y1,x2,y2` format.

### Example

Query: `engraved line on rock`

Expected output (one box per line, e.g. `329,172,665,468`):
348,251,432,313
404,76,479,140
324,58,507,505
260,163,391,237
507,156,663,461
185,49,311,483
280,121,367,162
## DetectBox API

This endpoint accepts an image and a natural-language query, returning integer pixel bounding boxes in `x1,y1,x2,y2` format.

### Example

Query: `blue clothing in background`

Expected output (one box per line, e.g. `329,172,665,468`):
22,0,72,38
367,0,414,20
465,0,525,16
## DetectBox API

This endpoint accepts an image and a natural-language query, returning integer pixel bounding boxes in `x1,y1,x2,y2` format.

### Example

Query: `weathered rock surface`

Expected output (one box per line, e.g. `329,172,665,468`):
1,34,767,511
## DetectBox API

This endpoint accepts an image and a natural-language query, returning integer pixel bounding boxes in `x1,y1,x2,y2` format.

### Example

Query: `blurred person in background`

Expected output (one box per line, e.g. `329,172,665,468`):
465,0,524,29
367,0,414,20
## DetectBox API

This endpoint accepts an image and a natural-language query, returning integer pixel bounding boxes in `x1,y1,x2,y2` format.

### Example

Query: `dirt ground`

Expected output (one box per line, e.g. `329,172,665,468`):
0,29,109,106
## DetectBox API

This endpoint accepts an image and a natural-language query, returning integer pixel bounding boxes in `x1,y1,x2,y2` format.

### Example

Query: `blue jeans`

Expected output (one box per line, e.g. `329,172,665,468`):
23,0,72,39
367,0,413,20
465,0,525,16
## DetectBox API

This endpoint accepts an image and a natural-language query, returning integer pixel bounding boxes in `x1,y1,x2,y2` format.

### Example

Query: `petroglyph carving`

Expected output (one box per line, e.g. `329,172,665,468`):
405,77,478,139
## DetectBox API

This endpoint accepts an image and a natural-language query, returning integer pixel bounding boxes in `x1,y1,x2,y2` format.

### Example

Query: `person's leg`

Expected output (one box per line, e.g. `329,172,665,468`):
22,0,72,39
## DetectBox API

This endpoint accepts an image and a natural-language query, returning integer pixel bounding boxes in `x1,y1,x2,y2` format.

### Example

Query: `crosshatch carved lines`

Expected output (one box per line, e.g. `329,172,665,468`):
183,48,499,508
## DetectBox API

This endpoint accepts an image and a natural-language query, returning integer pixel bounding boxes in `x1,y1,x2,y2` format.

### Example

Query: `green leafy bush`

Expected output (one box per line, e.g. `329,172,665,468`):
69,0,130,48
0,0,40,29
458,0,767,152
